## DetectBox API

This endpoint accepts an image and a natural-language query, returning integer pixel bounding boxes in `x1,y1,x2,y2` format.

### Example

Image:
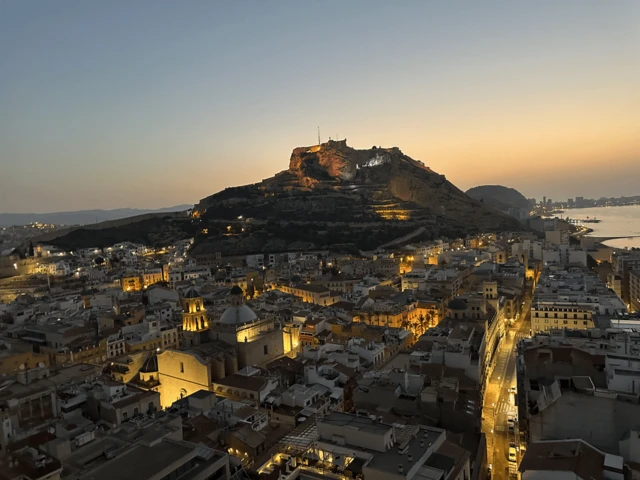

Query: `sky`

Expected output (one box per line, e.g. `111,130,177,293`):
1,1,639,213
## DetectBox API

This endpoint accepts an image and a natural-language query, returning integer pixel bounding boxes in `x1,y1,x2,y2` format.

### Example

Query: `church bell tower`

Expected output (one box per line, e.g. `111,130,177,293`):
180,287,208,332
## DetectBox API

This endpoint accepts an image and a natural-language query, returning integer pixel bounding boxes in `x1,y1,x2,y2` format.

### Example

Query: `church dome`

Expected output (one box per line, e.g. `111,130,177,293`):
447,298,468,311
219,304,257,325
140,354,158,373
183,287,201,299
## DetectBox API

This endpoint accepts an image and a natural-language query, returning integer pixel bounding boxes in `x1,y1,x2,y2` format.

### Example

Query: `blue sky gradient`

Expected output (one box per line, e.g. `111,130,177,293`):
1,1,638,212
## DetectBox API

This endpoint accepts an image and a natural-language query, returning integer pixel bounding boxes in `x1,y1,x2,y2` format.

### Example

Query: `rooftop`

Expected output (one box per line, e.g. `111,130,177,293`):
519,439,608,480
84,439,218,480
214,373,268,392
366,426,444,474
319,411,390,435
291,284,332,294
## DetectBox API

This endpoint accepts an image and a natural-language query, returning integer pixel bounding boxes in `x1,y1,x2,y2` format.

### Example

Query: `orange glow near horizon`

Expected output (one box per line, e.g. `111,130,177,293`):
2,1,639,212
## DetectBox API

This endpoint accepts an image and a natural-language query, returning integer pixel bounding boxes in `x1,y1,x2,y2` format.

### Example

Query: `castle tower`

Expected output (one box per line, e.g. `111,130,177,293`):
180,287,209,332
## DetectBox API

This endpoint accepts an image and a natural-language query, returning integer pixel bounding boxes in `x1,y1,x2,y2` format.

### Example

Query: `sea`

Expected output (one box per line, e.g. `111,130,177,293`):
562,205,640,249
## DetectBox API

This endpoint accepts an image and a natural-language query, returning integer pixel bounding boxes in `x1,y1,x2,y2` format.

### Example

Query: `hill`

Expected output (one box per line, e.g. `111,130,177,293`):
191,140,521,255
46,214,196,250
0,205,192,228
465,185,530,213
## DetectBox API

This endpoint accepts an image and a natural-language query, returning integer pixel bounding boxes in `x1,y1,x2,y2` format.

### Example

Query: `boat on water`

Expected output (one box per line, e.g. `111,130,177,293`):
567,217,602,225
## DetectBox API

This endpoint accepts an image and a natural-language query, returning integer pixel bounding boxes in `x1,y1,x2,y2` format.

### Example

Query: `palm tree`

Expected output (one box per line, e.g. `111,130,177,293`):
426,311,435,328
418,314,426,335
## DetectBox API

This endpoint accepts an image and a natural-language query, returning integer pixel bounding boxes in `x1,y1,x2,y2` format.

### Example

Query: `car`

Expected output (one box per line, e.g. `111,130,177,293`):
508,446,517,463
508,387,516,394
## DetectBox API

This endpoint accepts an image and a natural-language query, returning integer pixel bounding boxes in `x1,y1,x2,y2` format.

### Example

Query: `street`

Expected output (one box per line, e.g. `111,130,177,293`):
482,290,532,479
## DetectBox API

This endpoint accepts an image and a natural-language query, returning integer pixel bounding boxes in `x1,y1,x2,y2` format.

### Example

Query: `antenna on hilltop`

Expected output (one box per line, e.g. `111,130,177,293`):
317,126,321,145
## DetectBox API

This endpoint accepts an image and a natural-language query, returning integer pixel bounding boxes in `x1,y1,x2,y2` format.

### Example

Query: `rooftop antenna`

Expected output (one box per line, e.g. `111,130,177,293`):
317,127,321,145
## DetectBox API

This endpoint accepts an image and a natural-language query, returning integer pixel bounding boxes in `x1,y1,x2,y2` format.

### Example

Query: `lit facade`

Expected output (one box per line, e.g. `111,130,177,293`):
181,288,209,332
630,270,640,312
531,303,594,333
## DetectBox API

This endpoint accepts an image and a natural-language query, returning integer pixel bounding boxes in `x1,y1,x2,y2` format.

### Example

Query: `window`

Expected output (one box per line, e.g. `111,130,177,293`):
180,362,184,373
264,345,268,355
574,321,578,325
583,321,588,325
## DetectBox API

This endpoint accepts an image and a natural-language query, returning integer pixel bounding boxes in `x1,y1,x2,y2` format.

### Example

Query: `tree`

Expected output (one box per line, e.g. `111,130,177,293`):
28,242,35,257
425,311,434,328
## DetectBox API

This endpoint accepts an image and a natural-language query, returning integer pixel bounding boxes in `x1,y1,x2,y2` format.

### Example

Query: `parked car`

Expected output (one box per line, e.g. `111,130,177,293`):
508,446,517,463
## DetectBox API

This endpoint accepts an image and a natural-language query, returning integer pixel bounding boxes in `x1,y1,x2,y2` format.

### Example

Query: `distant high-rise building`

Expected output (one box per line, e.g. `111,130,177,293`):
576,196,584,207
543,196,546,205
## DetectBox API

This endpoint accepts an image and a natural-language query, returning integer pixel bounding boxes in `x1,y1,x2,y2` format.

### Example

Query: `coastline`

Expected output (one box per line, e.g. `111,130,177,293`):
563,205,640,250
564,203,640,210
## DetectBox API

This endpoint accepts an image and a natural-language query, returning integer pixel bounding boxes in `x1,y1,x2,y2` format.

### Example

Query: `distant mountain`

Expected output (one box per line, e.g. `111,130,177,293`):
0,205,192,228
190,140,521,255
465,185,530,213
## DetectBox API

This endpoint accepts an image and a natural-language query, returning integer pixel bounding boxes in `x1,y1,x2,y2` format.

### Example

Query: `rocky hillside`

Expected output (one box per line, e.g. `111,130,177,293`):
466,185,530,213
192,140,520,255
47,215,195,250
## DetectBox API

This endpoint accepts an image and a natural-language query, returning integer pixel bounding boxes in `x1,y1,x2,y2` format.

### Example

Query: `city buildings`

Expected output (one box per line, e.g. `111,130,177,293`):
531,266,626,333
5,224,638,479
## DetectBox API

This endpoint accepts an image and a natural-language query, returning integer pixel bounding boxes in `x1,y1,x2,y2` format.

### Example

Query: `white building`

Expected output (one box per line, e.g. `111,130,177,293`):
542,244,588,267
106,332,125,358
